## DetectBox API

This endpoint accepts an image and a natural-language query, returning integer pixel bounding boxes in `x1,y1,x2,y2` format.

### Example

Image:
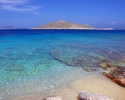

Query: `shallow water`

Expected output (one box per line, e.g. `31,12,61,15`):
0,30,125,99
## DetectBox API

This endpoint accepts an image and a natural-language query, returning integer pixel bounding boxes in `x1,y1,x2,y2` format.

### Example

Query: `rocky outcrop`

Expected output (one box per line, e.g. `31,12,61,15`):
99,62,125,87
78,91,113,100
104,67,125,87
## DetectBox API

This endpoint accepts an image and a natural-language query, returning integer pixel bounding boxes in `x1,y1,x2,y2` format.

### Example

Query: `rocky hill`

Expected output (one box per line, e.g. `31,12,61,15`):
35,20,95,29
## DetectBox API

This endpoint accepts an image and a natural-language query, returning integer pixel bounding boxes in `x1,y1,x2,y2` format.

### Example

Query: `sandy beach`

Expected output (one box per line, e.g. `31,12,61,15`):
4,73,125,100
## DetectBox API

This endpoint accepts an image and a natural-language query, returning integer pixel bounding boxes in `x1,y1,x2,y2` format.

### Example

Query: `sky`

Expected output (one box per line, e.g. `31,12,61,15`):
0,0,125,29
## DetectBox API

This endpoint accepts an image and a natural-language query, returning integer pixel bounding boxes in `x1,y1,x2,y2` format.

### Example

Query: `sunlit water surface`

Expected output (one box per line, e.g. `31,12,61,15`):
0,30,125,99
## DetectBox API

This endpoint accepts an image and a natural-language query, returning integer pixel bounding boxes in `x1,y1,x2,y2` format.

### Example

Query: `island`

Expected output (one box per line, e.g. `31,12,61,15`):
33,20,113,30
33,20,96,30
0,26,17,29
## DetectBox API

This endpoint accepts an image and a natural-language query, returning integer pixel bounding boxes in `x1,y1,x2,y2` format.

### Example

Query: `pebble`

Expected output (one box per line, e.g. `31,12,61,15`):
78,91,113,100
50,85,55,88
46,96,62,100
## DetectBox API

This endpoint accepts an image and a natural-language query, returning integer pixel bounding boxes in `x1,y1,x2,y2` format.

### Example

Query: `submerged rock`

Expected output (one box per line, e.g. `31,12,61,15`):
50,48,100,71
83,67,97,72
99,62,116,70
46,96,62,100
120,57,125,62
98,57,106,61
78,91,113,100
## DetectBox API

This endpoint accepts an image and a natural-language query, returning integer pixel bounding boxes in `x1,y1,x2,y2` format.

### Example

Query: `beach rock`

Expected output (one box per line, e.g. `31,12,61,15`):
46,96,62,100
104,67,125,87
99,62,125,87
78,91,113,100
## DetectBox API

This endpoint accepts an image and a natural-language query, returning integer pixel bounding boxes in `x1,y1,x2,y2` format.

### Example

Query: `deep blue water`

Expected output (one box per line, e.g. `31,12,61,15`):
0,30,125,99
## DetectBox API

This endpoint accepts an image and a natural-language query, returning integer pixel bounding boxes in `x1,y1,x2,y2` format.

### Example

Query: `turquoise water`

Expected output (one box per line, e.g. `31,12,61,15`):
0,30,125,99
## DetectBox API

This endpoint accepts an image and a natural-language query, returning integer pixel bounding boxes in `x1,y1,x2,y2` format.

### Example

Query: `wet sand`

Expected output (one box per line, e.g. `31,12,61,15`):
4,73,125,100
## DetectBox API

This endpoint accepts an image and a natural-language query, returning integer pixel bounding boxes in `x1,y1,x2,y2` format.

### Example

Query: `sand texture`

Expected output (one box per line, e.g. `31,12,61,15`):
4,73,125,100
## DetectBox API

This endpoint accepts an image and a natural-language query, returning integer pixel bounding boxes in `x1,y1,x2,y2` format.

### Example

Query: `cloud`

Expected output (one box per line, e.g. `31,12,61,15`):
1,5,40,12
110,21,125,26
0,0,40,13
0,0,28,5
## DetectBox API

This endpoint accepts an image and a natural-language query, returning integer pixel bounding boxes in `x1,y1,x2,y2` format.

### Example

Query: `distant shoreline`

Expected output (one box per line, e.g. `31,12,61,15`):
32,28,113,30
0,29,125,30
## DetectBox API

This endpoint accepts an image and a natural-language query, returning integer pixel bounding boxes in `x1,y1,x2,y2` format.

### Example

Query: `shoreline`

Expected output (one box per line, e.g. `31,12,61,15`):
4,73,125,100
0,28,115,30
31,28,113,30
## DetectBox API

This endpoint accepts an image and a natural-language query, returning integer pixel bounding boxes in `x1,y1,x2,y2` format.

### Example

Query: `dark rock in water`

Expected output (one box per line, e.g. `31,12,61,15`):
93,47,123,62
33,48,44,54
120,57,125,62
6,67,25,72
98,57,106,61
78,91,113,100
108,51,123,61
103,67,125,87
5,63,25,72
50,48,100,71
72,57,85,67
83,67,97,72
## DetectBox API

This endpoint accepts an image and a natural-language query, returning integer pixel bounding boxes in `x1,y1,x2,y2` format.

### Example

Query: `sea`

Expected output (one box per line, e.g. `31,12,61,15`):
0,29,125,99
